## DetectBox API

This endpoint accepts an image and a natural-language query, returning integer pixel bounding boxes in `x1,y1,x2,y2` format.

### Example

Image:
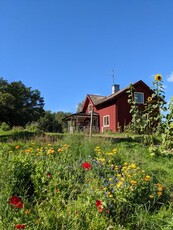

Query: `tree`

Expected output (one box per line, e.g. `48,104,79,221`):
0,77,44,126
38,111,71,133
55,111,71,132
76,100,84,112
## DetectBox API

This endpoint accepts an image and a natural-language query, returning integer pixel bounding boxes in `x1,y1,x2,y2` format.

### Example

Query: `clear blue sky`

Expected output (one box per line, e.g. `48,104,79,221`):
1,0,173,113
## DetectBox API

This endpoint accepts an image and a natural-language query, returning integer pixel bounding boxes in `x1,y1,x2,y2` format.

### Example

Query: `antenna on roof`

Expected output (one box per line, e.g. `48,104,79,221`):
112,69,115,85
111,68,120,94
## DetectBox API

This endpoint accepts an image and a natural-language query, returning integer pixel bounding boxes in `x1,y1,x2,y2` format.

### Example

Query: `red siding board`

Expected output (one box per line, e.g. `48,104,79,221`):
98,104,116,133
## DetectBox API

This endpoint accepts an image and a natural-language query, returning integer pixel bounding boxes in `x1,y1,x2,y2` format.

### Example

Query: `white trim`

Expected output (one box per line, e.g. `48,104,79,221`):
103,115,110,127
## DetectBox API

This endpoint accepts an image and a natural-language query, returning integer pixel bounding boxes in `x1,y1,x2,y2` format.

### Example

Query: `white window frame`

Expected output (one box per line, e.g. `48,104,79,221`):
88,104,93,113
134,92,144,104
103,115,110,127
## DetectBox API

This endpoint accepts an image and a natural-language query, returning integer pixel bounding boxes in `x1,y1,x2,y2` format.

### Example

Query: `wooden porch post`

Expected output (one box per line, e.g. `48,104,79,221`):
89,106,93,137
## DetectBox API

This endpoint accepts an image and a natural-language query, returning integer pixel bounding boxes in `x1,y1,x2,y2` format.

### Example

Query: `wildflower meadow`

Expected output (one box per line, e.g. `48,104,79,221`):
1,133,173,230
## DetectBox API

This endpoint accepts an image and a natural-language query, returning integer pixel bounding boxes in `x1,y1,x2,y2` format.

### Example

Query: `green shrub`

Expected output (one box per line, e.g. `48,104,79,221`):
0,122,11,131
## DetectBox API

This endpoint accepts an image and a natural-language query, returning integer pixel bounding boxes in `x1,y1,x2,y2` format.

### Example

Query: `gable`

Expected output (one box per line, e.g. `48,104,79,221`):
82,94,106,113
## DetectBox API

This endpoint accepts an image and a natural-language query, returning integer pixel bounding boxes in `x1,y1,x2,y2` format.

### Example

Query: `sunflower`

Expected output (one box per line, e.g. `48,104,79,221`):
147,96,152,102
154,74,162,81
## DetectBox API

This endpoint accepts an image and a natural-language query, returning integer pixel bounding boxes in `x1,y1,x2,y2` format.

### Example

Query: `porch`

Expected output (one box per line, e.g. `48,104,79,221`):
64,112,100,134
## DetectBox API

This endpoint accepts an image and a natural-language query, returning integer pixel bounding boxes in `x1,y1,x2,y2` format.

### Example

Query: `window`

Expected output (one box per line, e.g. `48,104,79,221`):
103,115,110,127
134,92,144,104
88,104,93,113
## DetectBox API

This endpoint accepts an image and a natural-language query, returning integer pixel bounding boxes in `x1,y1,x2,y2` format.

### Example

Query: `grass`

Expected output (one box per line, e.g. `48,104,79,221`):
0,133,173,229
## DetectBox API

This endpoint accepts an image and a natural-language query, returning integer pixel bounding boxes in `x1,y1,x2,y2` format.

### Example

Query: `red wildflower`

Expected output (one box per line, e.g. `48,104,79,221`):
82,162,91,170
47,172,52,178
9,196,24,208
98,206,104,212
96,199,104,212
15,224,26,229
96,200,102,207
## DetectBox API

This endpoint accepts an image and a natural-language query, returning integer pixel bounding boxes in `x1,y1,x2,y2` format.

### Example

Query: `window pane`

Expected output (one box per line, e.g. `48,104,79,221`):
134,92,144,104
103,115,110,126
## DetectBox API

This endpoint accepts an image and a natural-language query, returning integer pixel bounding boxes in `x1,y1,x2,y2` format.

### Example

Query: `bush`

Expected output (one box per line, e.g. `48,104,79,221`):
0,122,11,131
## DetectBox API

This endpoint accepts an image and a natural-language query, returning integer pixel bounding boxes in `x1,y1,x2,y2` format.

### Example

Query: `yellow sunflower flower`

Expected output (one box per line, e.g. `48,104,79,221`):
154,74,162,82
147,97,152,102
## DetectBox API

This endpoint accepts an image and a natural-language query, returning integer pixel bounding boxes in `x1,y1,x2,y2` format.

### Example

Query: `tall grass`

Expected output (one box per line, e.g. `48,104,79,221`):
0,135,173,229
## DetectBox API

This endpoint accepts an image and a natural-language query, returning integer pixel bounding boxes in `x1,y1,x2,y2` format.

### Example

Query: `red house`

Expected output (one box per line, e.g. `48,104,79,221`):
65,80,154,133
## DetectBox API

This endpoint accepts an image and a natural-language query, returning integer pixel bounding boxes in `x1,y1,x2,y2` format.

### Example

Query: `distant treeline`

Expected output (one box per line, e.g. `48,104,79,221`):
0,77,71,132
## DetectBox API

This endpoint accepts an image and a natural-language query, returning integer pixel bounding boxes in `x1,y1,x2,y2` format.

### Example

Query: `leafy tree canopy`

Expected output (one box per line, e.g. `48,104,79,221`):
38,110,71,133
76,100,84,112
0,77,45,126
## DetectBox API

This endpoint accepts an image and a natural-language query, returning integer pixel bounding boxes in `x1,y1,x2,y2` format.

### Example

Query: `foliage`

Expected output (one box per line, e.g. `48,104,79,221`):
38,110,71,133
0,136,173,229
127,84,144,134
76,100,85,112
0,122,11,131
0,77,44,127
25,122,40,132
127,75,173,151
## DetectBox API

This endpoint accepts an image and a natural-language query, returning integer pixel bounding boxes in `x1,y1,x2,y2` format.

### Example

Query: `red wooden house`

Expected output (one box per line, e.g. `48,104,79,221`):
64,80,154,133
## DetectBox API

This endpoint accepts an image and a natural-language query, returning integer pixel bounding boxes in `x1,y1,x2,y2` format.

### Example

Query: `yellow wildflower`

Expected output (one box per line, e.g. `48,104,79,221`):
98,158,106,164
144,175,151,181
157,183,164,191
25,149,31,153
114,165,119,170
116,181,123,189
47,148,55,155
106,152,113,156
24,209,31,215
130,180,137,185
112,148,117,154
130,163,136,169
157,191,162,196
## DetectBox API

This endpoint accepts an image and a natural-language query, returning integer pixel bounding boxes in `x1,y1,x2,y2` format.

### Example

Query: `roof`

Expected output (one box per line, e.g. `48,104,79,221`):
88,94,106,104
92,80,153,106
95,87,126,105
63,112,99,121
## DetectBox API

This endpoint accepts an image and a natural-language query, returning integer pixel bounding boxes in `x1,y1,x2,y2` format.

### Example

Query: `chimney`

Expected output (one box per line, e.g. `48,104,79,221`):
112,84,120,94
